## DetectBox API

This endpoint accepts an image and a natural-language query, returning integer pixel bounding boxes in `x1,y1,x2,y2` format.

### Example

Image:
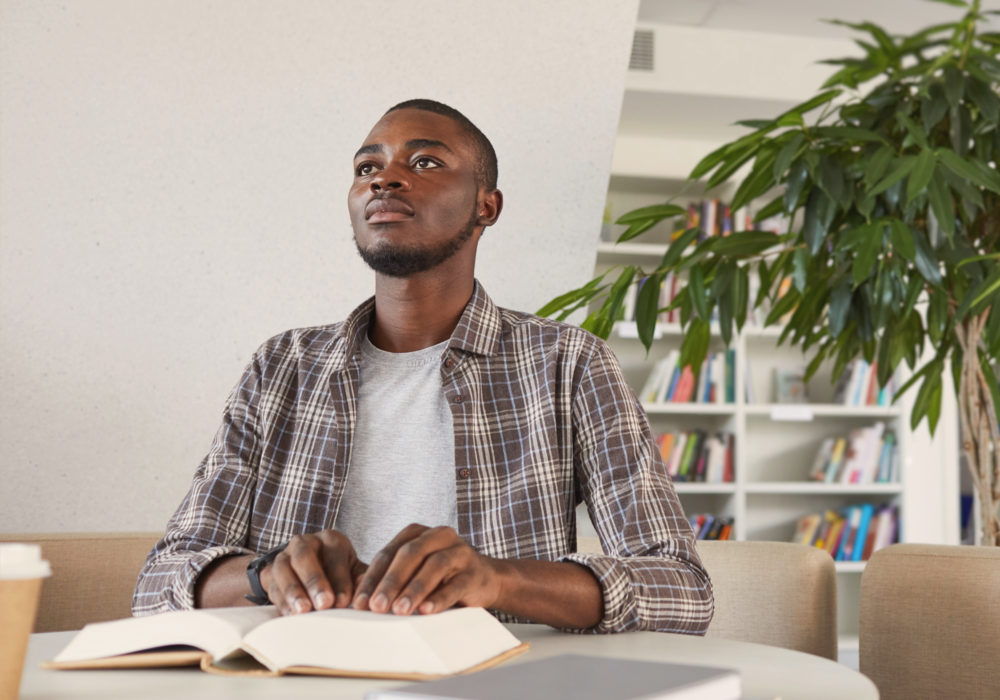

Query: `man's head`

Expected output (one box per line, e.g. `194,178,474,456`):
349,100,502,279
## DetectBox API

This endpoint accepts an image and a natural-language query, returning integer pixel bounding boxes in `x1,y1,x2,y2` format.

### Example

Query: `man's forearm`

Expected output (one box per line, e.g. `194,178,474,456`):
489,558,603,630
194,554,257,609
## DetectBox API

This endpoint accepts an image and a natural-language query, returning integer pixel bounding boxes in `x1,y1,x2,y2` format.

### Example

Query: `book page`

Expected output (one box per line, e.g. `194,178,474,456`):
53,606,278,663
241,607,521,676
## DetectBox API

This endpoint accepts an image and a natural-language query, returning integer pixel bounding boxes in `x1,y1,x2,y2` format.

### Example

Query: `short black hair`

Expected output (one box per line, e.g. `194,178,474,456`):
385,99,498,190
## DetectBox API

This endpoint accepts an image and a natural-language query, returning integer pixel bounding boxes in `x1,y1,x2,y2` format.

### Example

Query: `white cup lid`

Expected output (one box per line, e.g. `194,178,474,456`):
0,543,52,580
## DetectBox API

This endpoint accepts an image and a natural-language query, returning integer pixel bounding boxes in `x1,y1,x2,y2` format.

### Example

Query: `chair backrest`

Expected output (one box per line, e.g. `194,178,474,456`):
860,543,1000,700
0,532,161,632
577,537,837,659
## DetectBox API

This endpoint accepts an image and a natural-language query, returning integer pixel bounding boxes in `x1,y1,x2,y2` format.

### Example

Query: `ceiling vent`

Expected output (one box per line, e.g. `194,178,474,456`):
629,29,654,71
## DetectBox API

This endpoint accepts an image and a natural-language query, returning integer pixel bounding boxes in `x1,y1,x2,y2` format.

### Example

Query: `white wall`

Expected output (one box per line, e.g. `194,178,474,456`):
0,0,640,532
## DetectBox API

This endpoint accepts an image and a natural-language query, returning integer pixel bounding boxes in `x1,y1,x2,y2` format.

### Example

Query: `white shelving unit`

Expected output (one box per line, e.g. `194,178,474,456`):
580,176,913,647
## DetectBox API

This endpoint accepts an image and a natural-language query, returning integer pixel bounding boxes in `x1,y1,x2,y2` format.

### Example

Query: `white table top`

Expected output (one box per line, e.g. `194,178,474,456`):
21,625,878,700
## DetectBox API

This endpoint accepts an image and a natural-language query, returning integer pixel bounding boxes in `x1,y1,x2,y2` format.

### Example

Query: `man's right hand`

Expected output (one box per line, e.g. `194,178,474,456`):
261,530,368,616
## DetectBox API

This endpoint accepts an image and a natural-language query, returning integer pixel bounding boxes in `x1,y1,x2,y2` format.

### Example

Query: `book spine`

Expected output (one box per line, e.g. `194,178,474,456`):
852,504,874,562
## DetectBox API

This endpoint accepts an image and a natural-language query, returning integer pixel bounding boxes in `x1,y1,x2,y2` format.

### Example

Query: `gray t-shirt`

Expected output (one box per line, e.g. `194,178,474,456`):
334,334,458,563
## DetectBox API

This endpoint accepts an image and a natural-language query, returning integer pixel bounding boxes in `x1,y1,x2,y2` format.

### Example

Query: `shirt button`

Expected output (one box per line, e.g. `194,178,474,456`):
459,468,470,478
445,359,454,368
454,394,463,404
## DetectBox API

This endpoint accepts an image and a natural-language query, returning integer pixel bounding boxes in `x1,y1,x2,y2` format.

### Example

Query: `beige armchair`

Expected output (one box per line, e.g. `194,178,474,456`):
0,532,161,633
860,543,1000,700
577,537,838,659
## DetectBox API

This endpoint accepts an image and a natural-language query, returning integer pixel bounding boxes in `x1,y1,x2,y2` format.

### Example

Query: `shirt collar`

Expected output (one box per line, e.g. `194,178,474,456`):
332,280,502,370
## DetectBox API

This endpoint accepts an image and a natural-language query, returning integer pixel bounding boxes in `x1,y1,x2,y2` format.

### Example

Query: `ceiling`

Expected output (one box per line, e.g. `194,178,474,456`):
638,0,1000,39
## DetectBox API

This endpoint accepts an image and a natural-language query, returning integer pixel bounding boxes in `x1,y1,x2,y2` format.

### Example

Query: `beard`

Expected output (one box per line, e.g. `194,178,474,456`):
354,208,478,278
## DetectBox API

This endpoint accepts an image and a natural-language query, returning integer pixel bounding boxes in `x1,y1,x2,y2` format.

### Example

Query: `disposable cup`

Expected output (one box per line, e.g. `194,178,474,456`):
0,544,51,700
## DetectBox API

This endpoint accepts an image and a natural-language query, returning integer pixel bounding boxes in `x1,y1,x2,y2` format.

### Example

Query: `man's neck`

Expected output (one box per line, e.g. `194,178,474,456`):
367,272,475,353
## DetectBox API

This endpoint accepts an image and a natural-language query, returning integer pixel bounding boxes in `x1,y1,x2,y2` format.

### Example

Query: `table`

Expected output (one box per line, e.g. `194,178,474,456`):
20,625,878,700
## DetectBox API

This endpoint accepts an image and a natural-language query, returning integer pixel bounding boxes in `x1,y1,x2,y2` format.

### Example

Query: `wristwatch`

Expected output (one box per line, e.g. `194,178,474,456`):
245,542,289,605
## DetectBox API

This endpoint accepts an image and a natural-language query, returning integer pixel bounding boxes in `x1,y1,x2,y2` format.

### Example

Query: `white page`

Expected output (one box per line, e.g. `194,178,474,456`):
241,607,520,675
54,606,278,663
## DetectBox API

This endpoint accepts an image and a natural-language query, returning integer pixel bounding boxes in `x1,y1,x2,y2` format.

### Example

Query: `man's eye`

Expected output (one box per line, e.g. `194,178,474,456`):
414,158,439,169
357,163,377,176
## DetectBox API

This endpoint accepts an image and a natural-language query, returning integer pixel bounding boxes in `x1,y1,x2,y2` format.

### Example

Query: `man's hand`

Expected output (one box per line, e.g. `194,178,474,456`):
352,524,502,616
261,530,368,616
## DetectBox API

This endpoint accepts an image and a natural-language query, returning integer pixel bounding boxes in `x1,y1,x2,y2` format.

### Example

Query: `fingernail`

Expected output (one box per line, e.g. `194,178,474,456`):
419,601,434,614
353,593,368,609
394,597,411,615
315,591,332,608
336,593,350,608
372,593,388,612
294,598,310,614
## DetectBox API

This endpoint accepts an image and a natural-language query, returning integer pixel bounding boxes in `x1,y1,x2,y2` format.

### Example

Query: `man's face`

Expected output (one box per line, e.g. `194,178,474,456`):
349,109,481,278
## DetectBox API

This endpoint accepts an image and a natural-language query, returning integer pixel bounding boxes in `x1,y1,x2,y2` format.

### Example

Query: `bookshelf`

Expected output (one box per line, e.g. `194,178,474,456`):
578,175,913,649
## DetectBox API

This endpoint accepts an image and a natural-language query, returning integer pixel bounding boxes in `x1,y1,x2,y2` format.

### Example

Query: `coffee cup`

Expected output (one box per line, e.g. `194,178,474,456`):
0,544,51,700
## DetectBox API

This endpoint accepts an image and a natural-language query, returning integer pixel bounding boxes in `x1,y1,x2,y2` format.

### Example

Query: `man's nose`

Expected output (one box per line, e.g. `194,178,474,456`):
370,160,409,192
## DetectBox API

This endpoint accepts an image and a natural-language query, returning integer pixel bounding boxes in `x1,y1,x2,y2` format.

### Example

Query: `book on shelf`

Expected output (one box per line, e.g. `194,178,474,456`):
832,360,895,407
792,504,898,562
641,350,736,406
41,607,527,679
774,365,808,404
689,514,735,541
365,654,742,700
657,430,735,483
807,423,897,484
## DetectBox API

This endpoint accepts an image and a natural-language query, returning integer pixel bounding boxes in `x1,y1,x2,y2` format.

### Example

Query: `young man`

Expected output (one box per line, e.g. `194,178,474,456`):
133,99,713,634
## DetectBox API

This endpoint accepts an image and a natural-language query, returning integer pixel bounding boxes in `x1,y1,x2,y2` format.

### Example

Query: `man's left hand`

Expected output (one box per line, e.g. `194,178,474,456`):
351,524,503,616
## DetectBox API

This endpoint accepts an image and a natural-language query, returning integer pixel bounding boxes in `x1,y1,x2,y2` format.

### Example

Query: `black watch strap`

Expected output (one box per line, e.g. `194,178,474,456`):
245,542,288,605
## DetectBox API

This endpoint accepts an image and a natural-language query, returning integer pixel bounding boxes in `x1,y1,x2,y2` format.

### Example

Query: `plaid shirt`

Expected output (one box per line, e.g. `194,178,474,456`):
134,282,713,634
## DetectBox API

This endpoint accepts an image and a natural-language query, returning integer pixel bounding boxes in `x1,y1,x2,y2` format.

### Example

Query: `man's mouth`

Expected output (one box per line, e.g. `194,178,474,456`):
365,196,415,223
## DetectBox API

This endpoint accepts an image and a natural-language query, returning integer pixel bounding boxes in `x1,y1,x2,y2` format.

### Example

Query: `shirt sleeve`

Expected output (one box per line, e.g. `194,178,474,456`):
558,339,714,634
131,356,263,616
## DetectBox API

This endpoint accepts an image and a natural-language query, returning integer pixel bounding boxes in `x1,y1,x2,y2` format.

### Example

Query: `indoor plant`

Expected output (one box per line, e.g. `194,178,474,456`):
540,0,1000,545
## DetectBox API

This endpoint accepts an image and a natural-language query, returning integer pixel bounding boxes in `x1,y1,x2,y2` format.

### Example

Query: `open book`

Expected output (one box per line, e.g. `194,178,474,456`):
42,606,528,680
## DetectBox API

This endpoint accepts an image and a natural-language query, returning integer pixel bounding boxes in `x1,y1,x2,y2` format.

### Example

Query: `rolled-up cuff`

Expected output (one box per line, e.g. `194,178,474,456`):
558,552,636,633
134,544,252,616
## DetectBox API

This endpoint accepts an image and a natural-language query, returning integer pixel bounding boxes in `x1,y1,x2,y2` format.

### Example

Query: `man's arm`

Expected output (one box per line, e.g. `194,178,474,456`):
132,357,263,616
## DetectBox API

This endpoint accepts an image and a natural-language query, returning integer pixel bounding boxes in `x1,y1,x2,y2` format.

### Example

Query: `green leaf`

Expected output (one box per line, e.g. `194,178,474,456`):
679,318,710,372
921,83,950,131
911,364,943,432
690,142,735,181
764,286,801,327
906,148,937,204
657,227,700,272
868,156,918,197
783,160,810,213
902,273,923,320
937,148,1000,193
779,89,843,121
828,280,852,336
958,252,1000,267
616,219,657,243
802,187,836,255
773,132,805,182
731,148,779,212
705,145,761,191
537,271,611,317
813,126,887,143
911,226,943,287
733,265,749,332
718,287,734,347
591,267,635,339
888,219,916,261
949,105,967,157
971,271,1000,312
615,203,687,225
981,357,1000,435
967,78,1000,123
709,230,781,258
752,195,786,225
793,247,808,293
689,264,708,320
735,119,775,129
863,145,895,187
635,273,664,353
939,164,984,207
927,168,956,239
897,113,929,149
853,224,884,286
777,112,805,127
944,65,965,108
818,155,845,204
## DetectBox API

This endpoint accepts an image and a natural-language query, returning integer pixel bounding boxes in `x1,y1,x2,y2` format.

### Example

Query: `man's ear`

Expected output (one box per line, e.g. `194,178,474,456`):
476,189,503,229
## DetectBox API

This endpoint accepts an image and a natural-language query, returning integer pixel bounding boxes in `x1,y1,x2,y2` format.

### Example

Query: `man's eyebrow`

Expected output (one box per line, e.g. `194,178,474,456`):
354,143,384,160
404,139,453,154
